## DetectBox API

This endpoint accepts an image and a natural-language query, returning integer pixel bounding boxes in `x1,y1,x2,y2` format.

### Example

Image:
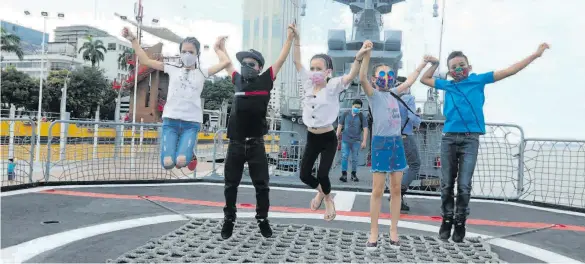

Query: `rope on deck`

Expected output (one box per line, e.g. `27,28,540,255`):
482,224,556,242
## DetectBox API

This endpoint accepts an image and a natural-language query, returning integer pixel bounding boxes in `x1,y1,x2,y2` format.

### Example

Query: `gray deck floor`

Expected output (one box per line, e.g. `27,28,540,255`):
1,183,584,263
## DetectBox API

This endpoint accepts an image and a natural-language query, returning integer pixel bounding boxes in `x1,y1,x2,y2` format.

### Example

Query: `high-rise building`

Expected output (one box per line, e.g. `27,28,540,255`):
53,25,110,43
1,21,48,53
242,0,301,115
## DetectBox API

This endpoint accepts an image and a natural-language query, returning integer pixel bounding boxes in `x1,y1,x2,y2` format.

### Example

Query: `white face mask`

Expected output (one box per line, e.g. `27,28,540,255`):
180,53,197,67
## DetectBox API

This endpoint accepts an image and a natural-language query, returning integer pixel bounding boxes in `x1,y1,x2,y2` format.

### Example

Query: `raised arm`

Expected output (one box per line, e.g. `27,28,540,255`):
208,36,231,76
342,40,373,85
493,43,549,82
292,25,303,72
358,49,375,97
220,40,236,76
122,27,164,71
395,58,428,94
271,24,296,76
420,55,440,88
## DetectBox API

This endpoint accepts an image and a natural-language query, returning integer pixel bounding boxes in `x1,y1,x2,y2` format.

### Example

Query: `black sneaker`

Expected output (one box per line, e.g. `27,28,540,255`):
221,218,235,239
400,189,410,211
340,171,347,182
400,200,410,211
439,218,453,240
452,220,466,243
350,172,359,182
257,219,273,238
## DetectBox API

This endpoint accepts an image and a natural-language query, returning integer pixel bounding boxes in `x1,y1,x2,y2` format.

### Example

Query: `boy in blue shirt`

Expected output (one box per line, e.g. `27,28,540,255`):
420,43,549,242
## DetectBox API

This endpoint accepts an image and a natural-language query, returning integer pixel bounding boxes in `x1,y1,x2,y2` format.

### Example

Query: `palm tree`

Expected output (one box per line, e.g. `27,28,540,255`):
1,27,24,60
77,35,107,67
117,49,135,72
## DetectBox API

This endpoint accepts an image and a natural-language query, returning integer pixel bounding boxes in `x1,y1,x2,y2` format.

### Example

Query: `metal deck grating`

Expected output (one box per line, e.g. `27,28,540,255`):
109,218,501,263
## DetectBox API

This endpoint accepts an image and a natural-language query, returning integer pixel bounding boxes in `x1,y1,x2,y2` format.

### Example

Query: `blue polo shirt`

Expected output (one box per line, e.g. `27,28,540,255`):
339,110,368,143
435,72,494,133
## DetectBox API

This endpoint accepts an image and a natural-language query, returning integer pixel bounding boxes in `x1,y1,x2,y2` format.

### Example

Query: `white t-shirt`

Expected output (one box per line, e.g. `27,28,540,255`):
299,68,349,128
162,63,209,123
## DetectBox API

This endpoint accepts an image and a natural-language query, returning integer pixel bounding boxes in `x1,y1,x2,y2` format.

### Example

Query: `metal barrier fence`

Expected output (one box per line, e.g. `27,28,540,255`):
403,121,525,201
209,129,302,179
42,120,217,183
2,119,584,211
521,138,585,209
0,118,36,186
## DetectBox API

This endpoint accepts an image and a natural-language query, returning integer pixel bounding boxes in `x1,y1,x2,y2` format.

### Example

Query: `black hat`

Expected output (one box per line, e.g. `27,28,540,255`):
236,49,265,68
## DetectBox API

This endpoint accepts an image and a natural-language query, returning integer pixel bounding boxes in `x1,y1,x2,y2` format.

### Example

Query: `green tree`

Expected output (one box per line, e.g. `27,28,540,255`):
117,49,135,73
0,67,37,109
200,76,235,110
77,35,107,67
1,27,24,60
42,69,71,114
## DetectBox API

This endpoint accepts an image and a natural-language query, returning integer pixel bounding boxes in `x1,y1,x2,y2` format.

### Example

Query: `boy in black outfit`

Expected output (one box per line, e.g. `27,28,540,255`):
219,24,297,239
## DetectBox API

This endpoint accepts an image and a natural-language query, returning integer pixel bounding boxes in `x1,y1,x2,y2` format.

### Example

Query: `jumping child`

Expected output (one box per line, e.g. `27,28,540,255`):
122,28,230,172
219,24,298,239
359,41,431,249
419,43,550,242
293,28,372,222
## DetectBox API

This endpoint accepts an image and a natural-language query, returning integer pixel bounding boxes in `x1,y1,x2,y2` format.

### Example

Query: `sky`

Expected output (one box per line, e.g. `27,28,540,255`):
1,0,584,139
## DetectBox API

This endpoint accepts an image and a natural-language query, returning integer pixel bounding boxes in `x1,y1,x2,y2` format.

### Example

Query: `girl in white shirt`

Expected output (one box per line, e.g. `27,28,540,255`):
122,28,230,171
292,27,372,221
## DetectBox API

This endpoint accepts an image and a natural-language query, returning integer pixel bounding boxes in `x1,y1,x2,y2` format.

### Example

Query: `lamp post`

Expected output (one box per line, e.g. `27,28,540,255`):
114,0,144,169
433,0,446,104
24,10,65,162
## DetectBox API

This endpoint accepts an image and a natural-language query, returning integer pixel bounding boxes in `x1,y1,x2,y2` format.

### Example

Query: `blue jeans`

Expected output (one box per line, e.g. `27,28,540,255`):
440,133,480,220
160,118,201,169
371,135,408,173
341,141,360,172
401,135,421,189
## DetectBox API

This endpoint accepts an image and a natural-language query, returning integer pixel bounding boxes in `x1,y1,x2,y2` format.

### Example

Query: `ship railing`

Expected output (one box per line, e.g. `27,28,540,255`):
1,119,583,211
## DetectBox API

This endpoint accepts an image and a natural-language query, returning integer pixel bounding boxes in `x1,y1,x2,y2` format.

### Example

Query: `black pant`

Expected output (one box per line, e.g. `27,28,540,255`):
299,131,337,195
223,138,270,220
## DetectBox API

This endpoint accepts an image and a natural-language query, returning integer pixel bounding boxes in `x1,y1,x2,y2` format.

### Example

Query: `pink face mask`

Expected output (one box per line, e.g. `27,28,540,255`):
309,71,327,86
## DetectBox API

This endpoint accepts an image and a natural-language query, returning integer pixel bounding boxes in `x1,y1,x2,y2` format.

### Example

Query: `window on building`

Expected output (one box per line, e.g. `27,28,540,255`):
108,43,117,51
253,18,259,47
243,19,250,47
272,17,282,39
263,16,269,39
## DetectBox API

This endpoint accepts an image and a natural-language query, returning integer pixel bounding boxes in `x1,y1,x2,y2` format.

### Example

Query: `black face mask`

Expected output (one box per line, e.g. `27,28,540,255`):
241,66,259,80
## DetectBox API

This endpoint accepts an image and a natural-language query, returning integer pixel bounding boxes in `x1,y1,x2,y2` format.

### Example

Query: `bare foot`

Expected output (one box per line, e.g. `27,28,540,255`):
390,227,399,242
323,196,336,221
368,232,379,243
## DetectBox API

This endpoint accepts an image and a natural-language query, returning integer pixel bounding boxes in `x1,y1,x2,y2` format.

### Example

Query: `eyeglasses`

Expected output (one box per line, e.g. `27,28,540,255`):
242,61,258,68
378,71,395,79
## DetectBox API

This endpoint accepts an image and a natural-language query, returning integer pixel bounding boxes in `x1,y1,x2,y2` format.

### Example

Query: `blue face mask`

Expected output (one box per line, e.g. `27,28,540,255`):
352,107,360,114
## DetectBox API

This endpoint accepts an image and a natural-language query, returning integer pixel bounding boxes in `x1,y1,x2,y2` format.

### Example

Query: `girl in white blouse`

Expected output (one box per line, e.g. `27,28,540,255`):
292,27,372,221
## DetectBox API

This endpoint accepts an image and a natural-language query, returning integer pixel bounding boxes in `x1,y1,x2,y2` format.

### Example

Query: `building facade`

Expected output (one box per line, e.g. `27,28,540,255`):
53,25,109,43
0,53,88,79
1,20,48,53
242,0,301,115
76,36,133,82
